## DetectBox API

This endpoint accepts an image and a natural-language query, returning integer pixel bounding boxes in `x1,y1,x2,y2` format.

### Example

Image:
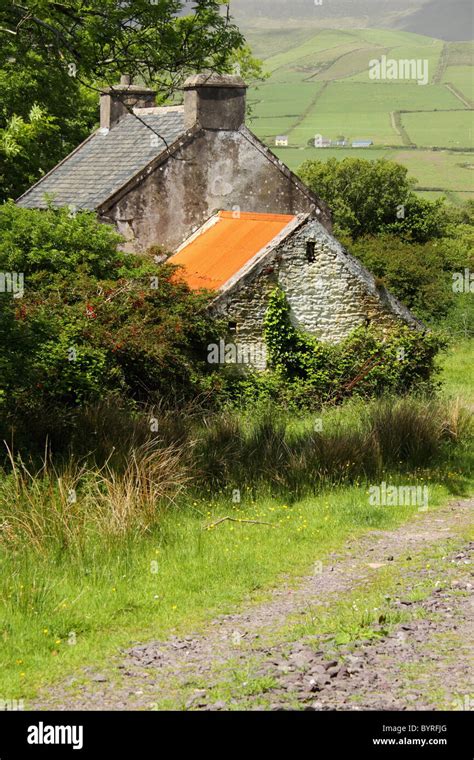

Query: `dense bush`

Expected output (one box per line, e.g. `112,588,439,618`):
0,204,221,446
345,235,455,322
254,287,444,407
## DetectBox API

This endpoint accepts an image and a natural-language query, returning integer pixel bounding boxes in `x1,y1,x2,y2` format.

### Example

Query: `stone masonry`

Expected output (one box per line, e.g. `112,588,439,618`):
213,216,421,369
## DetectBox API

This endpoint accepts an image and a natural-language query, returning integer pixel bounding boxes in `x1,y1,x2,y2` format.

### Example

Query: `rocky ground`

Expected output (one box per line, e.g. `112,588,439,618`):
33,499,473,711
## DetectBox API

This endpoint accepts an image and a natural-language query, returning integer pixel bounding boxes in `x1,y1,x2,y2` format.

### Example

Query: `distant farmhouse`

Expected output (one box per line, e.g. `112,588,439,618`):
17,74,419,367
314,136,332,148
314,135,370,149
275,135,289,146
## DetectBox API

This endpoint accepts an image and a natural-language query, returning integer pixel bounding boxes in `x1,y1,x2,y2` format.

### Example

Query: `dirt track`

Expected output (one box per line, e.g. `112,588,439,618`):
32,498,473,711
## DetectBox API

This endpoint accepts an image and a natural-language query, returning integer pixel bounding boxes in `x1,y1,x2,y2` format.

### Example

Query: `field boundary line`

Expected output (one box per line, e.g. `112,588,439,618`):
287,81,330,143
444,82,473,109
391,111,414,147
433,43,448,84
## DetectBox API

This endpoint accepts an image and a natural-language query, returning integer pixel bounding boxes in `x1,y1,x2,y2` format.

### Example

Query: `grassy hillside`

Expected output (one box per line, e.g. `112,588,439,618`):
246,27,474,200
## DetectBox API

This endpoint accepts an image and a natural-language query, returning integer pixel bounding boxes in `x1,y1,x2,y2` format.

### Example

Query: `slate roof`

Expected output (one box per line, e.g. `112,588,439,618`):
16,108,186,210
168,211,297,291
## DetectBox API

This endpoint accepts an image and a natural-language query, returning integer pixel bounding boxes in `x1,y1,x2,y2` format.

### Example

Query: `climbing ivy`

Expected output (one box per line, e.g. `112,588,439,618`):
263,287,337,390
262,287,444,405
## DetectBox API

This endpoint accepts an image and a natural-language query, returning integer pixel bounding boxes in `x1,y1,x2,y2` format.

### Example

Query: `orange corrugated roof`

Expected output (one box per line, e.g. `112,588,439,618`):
168,210,296,291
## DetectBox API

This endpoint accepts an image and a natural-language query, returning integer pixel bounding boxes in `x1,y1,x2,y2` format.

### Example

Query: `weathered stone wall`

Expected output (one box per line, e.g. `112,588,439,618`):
101,128,330,253
213,219,421,369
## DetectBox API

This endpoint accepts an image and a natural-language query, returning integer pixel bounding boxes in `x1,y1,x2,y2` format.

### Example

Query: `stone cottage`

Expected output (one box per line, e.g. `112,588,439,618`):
168,210,420,368
17,73,421,365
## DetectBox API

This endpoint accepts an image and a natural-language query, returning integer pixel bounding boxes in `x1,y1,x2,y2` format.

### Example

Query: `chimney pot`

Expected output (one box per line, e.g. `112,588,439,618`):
182,73,247,131
100,80,156,130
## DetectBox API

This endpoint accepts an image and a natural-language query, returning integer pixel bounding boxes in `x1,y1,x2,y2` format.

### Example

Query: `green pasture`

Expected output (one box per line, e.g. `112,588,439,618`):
246,26,473,195
402,110,473,149
443,66,474,103
269,146,474,202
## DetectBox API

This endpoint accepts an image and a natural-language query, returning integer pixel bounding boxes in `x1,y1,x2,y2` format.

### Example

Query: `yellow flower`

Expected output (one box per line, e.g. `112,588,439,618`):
43,629,48,634
55,639,61,645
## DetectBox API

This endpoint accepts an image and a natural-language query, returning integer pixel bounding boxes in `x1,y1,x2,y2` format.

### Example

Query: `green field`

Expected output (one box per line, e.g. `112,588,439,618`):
247,26,474,200
402,110,473,148
442,67,474,103
270,146,474,200
289,82,462,146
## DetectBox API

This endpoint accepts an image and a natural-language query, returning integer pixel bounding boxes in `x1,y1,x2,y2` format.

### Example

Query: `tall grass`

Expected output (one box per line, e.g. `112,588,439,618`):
0,442,187,554
192,396,471,498
0,396,471,554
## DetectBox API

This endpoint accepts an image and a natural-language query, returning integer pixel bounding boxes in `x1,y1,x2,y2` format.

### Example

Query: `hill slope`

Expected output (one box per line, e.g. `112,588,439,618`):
245,26,474,202
396,0,473,42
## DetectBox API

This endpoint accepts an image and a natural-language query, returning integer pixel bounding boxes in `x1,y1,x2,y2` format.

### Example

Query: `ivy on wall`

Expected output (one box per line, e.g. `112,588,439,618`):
262,287,445,404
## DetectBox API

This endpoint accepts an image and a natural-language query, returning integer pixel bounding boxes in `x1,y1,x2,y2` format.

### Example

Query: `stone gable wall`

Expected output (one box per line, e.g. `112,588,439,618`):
213,220,420,369
102,129,330,253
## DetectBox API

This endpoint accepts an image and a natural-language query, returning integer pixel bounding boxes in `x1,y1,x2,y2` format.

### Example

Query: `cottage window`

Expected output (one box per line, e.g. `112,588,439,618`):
306,241,316,262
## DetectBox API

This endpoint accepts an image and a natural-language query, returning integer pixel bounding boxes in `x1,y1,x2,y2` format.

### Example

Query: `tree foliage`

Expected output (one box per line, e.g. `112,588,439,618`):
0,1,244,88
299,157,446,241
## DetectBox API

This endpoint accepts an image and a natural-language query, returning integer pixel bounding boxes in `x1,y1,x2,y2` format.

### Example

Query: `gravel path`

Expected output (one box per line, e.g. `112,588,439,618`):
32,498,473,711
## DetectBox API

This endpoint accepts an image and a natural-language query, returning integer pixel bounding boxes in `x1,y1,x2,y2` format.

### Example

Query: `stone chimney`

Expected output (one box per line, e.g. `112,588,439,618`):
182,73,247,131
100,75,156,130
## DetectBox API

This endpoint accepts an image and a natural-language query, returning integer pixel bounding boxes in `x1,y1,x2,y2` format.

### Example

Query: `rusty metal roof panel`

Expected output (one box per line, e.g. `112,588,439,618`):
167,210,297,291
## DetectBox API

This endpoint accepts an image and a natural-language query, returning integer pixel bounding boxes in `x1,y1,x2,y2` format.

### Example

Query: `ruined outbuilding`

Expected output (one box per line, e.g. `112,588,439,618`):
169,210,421,368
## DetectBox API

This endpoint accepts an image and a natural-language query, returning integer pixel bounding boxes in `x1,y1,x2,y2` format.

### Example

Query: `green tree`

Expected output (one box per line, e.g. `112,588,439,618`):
1,2,244,89
299,157,446,241
0,44,98,201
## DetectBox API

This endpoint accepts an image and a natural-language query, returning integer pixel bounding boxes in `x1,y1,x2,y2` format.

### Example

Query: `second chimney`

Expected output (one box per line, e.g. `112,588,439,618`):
100,76,156,130
182,73,247,131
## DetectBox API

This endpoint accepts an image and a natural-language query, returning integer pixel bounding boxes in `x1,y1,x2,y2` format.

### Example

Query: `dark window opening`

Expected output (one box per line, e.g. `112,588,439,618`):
306,241,316,262
228,321,238,334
